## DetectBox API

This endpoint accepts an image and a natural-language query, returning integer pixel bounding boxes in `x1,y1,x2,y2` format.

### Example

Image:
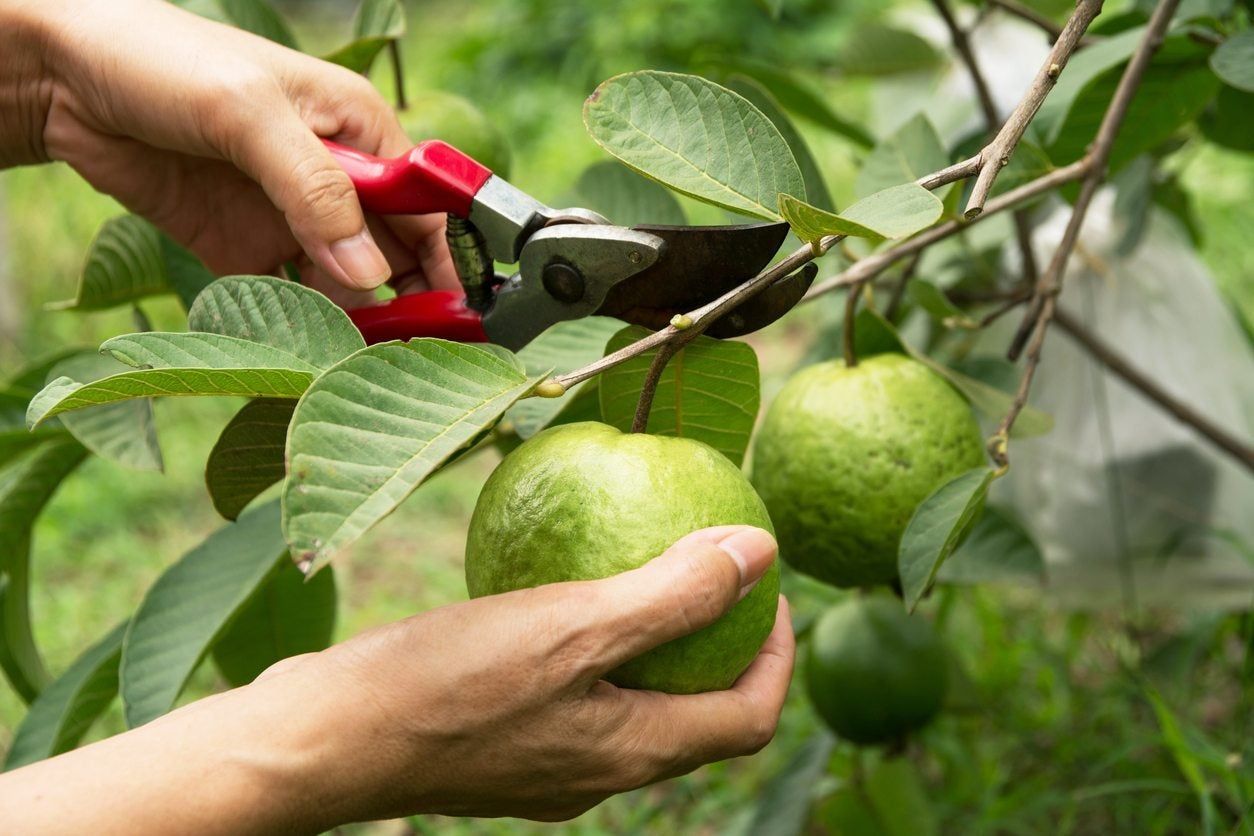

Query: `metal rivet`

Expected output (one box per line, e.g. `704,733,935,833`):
542,262,586,303
628,250,643,264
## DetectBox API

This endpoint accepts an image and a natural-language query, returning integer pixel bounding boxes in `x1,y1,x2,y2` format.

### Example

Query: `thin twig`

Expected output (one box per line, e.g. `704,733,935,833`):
842,283,865,367
976,290,1032,328
630,339,685,433
1053,307,1254,473
807,159,1089,299
988,0,1079,43
929,0,999,127
883,253,923,321
992,0,1182,462
931,0,1042,307
965,0,1105,217
389,41,407,111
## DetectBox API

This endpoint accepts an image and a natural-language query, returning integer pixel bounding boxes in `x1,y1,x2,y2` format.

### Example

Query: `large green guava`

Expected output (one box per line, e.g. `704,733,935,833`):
398,91,512,177
751,353,985,588
465,422,779,694
805,594,949,745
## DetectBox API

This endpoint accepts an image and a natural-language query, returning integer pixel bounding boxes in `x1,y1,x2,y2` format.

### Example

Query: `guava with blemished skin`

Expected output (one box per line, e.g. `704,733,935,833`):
805,594,949,745
464,422,779,695
751,353,985,589
398,91,513,177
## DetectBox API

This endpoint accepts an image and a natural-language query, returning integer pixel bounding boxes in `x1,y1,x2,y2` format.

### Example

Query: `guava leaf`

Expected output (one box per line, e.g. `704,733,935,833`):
3,622,126,771
738,732,836,836
835,23,943,77
727,75,834,212
0,437,89,702
48,215,214,313
569,162,687,227
506,317,622,439
779,184,942,244
861,757,939,836
323,0,406,74
283,340,536,574
908,280,977,329
1047,42,1220,172
701,58,875,149
1209,29,1254,93
215,0,298,48
899,467,997,612
211,561,336,687
46,353,162,472
121,501,287,727
598,326,759,466
939,505,1045,586
187,275,365,370
584,71,805,220
855,113,949,199
206,398,295,521
27,334,319,428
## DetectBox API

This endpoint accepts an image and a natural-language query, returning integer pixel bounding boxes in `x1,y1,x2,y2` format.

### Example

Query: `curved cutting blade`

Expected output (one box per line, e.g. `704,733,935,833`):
595,221,802,336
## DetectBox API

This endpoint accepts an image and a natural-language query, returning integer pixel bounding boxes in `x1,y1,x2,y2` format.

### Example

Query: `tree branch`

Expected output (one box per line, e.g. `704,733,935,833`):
842,282,865,367
630,338,687,433
1052,308,1254,473
992,0,1182,462
965,0,1105,217
546,0,1104,393
929,0,999,127
988,0,1082,43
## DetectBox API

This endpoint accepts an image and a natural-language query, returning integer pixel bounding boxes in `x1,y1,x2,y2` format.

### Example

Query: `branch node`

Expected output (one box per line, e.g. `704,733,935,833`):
669,313,693,330
534,380,567,399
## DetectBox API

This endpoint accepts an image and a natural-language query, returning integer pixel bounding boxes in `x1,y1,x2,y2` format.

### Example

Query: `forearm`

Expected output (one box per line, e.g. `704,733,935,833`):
0,1,64,167
0,680,341,835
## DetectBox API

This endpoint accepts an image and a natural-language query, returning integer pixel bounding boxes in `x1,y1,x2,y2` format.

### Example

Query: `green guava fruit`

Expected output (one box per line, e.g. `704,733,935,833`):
805,594,949,745
751,353,984,588
465,422,779,694
398,91,512,177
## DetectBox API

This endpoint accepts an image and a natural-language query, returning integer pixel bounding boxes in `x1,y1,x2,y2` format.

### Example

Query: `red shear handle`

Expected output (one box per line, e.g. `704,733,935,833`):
348,290,488,345
322,139,492,216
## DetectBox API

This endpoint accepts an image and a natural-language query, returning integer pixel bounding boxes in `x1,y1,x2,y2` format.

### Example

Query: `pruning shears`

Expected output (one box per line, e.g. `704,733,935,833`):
324,139,816,351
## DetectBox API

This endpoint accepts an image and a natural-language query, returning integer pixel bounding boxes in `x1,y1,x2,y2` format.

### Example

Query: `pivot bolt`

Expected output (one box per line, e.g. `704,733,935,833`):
542,262,586,303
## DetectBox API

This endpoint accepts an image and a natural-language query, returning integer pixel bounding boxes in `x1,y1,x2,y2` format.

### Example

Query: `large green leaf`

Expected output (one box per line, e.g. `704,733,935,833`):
120,502,287,727
212,561,336,687
1210,29,1254,92
779,184,943,244
570,162,687,227
738,732,835,836
0,437,89,702
1048,43,1220,172
598,326,759,466
187,275,365,369
855,114,949,199
50,216,166,312
727,75,834,212
899,467,996,612
861,757,939,836
47,353,162,472
1033,26,1148,142
506,317,621,439
701,58,875,148
49,216,215,313
584,71,805,219
836,23,944,77
206,398,295,521
3,622,126,771
323,0,406,74
283,340,535,573
27,334,318,427
939,505,1045,586
216,0,298,48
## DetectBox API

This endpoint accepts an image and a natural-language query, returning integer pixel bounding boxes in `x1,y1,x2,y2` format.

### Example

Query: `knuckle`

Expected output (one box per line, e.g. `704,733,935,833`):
672,547,737,629
738,707,779,755
197,71,280,141
523,583,611,682
289,162,358,227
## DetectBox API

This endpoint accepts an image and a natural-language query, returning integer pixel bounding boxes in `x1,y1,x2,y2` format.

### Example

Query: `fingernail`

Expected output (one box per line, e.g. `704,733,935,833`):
717,528,777,600
329,229,390,289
